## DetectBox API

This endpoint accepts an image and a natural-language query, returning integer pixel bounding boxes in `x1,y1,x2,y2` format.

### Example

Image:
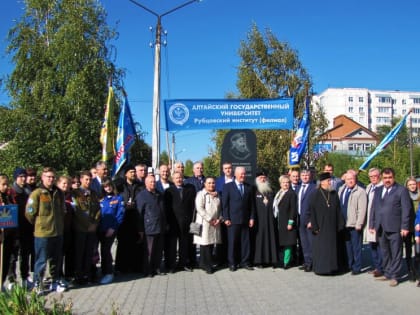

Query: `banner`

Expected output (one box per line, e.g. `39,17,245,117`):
100,85,115,162
289,97,310,167
164,98,294,131
112,95,136,176
0,205,18,228
359,109,412,171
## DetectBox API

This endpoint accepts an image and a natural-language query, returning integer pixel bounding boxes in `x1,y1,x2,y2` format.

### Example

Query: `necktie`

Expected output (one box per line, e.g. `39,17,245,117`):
239,183,244,196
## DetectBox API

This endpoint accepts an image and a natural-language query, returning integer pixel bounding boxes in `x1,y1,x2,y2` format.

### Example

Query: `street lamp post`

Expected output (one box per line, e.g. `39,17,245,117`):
129,0,200,174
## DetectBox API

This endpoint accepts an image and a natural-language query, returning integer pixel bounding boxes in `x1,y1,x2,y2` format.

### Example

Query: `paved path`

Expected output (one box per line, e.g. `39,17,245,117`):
51,264,419,315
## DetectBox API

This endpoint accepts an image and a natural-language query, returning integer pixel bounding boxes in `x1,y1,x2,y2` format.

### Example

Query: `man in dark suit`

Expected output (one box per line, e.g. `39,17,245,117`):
90,161,108,195
215,161,234,266
164,171,197,272
215,162,234,195
369,167,411,287
297,168,317,271
222,166,255,271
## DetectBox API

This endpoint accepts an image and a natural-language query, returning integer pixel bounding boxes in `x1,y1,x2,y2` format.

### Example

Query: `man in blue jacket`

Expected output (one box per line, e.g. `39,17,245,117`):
137,174,166,277
222,166,255,271
369,167,411,287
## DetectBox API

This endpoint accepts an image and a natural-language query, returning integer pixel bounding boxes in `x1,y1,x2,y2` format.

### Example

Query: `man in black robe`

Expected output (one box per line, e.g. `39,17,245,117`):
252,169,277,267
310,172,345,275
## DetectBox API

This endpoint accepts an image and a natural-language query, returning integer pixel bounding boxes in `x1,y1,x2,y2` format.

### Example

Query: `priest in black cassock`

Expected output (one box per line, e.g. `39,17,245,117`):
310,172,345,275
252,169,278,267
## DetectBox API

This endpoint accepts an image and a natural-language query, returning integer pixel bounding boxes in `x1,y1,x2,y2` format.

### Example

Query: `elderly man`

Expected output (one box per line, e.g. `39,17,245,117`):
310,172,345,275
90,161,108,195
164,171,196,272
338,170,367,275
364,168,383,277
222,166,255,271
184,161,205,192
369,168,411,287
137,175,166,277
253,169,277,267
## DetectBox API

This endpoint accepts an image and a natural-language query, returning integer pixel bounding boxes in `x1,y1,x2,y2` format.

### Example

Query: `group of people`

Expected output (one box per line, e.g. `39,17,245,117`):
0,160,418,295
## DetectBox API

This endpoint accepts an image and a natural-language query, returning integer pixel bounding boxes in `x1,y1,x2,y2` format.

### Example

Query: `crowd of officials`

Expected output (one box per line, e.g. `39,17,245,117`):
0,160,419,294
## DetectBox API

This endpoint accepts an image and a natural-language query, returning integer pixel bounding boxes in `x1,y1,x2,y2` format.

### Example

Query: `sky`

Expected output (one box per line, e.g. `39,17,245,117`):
1,0,420,165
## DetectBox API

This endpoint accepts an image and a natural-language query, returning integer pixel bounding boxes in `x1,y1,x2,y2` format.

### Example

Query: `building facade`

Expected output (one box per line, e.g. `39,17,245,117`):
313,88,420,135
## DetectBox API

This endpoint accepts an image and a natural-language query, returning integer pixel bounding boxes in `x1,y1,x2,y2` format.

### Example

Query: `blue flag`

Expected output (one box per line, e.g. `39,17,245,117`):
359,110,411,171
112,95,136,176
289,97,310,167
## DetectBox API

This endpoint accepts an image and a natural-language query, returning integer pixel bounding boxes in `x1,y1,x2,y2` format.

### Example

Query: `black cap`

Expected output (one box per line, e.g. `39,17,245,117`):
319,172,331,182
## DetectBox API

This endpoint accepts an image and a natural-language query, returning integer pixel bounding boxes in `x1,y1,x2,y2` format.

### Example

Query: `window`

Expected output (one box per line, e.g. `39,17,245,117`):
359,97,364,102
359,107,364,113
348,97,353,102
348,106,354,113
402,109,407,115
414,98,420,104
413,108,420,114
348,143,372,151
377,107,389,113
379,97,392,103
376,117,391,124
402,99,406,105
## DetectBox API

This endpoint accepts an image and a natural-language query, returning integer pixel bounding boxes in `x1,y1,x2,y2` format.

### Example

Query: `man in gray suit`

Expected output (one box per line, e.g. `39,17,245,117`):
369,167,411,287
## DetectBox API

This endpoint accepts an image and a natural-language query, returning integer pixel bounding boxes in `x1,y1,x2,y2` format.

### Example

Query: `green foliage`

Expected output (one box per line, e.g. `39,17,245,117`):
0,285,72,315
0,0,150,176
213,24,328,181
184,160,194,177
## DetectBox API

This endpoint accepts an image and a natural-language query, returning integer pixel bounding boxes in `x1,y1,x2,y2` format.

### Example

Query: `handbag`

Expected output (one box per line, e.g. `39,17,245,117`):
189,221,202,236
189,196,203,236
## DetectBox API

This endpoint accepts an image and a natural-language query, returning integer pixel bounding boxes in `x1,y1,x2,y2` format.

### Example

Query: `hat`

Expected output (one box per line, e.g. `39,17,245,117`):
318,172,331,182
256,168,268,177
124,164,135,174
13,167,27,179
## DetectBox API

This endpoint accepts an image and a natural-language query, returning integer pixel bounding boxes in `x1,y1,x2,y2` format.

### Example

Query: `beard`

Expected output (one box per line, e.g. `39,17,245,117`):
256,179,272,194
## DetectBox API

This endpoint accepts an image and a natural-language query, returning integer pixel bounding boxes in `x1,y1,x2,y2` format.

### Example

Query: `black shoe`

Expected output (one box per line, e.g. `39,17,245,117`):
229,265,237,272
205,268,214,274
299,265,306,270
304,265,312,272
284,264,290,270
351,270,361,275
183,266,193,272
155,270,167,276
242,265,254,271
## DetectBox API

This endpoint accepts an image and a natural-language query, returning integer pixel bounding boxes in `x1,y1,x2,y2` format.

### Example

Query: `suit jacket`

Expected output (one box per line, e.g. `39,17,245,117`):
222,181,255,224
338,184,367,229
156,180,174,194
215,176,234,196
164,183,196,233
297,182,317,226
369,183,411,233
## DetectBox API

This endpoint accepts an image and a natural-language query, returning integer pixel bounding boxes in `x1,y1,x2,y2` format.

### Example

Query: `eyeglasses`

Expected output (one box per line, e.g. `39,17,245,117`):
72,181,81,185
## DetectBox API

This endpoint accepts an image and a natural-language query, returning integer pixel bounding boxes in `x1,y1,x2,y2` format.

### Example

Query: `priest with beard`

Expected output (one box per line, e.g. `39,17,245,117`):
310,172,345,275
253,169,278,268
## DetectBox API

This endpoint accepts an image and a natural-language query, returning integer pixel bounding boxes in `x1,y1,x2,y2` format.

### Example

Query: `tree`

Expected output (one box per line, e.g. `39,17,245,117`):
0,0,146,175
212,24,328,183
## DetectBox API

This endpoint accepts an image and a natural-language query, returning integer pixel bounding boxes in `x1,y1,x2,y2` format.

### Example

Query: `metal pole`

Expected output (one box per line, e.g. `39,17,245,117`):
129,0,200,174
151,17,162,173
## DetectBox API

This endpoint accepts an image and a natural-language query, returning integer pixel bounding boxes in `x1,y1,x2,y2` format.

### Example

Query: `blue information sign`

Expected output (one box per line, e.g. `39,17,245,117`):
0,205,18,229
164,98,294,131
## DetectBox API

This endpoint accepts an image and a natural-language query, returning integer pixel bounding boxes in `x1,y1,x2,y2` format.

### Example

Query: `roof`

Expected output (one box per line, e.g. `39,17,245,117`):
320,115,378,141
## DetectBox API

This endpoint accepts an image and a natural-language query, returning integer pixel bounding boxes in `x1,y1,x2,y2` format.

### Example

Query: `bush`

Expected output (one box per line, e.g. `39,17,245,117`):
0,285,73,315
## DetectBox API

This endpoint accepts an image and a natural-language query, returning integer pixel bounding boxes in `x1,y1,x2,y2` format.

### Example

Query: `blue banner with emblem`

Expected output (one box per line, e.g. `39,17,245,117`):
164,98,294,131
0,205,18,228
